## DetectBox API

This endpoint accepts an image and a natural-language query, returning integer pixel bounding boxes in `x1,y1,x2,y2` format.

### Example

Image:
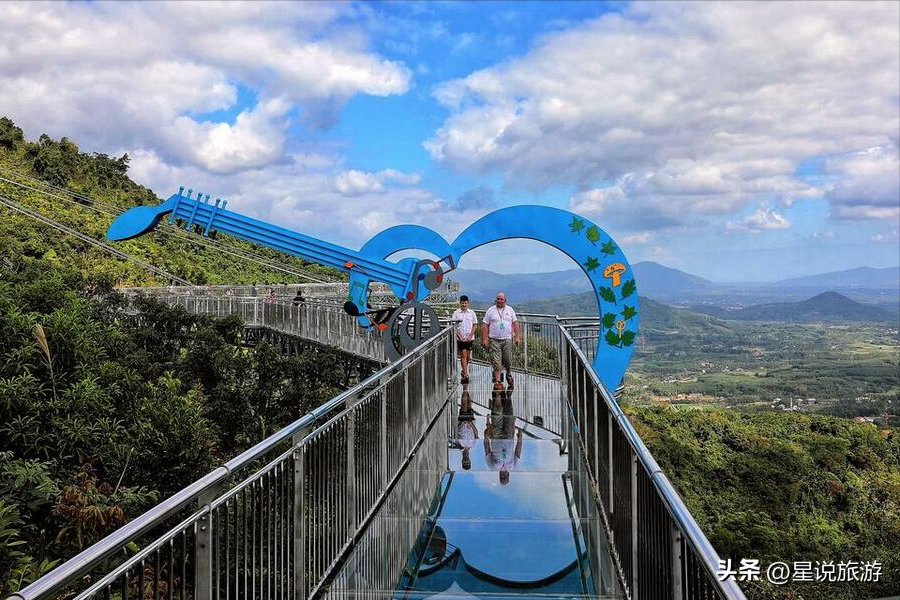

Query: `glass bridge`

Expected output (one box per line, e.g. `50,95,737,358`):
5,290,745,600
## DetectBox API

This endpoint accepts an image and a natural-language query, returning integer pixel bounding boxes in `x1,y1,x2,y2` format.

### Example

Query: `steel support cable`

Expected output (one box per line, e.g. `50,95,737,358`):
0,168,313,267
0,171,333,283
0,168,337,282
0,171,328,282
0,193,193,285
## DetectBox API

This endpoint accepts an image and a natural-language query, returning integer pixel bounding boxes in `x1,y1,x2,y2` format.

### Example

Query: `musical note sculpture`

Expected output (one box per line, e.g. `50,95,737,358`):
108,187,639,391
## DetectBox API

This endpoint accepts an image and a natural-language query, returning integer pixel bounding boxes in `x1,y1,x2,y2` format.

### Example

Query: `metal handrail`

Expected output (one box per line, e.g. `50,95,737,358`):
7,327,453,600
11,283,743,600
559,325,746,600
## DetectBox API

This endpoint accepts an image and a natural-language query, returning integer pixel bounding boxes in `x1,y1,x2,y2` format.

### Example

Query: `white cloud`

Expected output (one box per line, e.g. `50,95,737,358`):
725,206,792,233
333,169,421,196
427,1,899,228
128,150,479,251
823,143,900,221
870,230,899,243
0,1,410,174
621,232,652,245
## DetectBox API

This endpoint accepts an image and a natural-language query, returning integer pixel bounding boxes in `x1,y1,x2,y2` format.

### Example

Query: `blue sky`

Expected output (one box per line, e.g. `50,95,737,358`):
1,1,897,281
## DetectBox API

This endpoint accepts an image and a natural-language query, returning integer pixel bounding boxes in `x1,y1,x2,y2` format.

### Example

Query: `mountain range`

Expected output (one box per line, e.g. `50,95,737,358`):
450,262,899,308
516,290,895,323
688,291,895,322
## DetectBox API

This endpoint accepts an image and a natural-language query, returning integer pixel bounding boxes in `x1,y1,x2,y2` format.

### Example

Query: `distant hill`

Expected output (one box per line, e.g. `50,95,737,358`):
450,268,590,302
775,266,899,289
633,261,713,296
690,291,894,322
516,292,733,336
450,261,899,307
451,261,708,302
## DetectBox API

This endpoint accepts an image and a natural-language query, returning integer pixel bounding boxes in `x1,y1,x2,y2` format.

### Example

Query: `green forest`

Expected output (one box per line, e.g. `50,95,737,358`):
1,118,899,599
629,405,900,599
0,117,338,287
0,256,345,595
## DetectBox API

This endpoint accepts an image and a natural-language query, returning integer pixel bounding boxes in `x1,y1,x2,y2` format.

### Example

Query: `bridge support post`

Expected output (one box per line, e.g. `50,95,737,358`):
381,387,388,489
671,523,683,600
524,326,529,373
608,413,614,515
346,402,357,536
293,431,307,598
631,453,639,600
195,486,219,600
404,369,410,453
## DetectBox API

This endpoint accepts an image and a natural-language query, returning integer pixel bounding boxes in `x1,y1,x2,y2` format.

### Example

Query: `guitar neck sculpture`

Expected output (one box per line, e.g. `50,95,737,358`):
107,187,451,307
108,186,640,392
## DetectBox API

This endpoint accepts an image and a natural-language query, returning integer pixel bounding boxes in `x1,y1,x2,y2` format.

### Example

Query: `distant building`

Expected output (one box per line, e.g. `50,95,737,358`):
853,416,876,424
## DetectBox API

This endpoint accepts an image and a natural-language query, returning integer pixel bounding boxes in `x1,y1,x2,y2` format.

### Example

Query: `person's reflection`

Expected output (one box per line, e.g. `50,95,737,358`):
457,388,478,470
483,385,523,486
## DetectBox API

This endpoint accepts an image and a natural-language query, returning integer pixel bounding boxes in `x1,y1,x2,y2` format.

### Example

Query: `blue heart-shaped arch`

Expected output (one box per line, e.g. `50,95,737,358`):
353,206,639,391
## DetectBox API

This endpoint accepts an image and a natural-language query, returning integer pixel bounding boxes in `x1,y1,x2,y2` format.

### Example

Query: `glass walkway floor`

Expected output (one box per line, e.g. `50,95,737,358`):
327,366,623,599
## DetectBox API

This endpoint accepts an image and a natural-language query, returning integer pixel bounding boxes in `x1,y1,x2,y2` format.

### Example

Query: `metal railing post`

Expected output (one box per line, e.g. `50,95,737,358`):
346,404,357,534
381,389,388,488
404,369,410,453
195,486,219,600
292,432,307,598
608,413,614,515
592,388,599,480
631,452,639,600
420,357,426,431
523,324,529,373
671,523,683,600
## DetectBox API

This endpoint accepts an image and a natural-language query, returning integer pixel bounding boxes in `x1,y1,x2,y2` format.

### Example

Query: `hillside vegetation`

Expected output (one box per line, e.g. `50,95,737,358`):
0,257,345,595
0,117,340,286
630,405,900,599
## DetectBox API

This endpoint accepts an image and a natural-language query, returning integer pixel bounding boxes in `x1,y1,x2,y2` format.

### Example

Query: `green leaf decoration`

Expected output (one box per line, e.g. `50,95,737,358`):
599,287,617,303
621,330,636,346
570,217,585,233
601,240,617,256
621,304,637,321
602,313,616,329
621,279,636,299
586,225,601,245
605,330,621,347
584,256,600,272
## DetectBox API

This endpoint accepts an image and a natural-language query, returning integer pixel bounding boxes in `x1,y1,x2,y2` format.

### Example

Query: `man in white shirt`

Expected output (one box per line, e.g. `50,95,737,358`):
451,295,478,384
457,389,477,470
484,387,522,486
481,292,520,386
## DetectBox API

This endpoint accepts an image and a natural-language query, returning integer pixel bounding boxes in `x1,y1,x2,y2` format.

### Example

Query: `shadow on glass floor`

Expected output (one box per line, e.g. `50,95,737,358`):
326,382,622,599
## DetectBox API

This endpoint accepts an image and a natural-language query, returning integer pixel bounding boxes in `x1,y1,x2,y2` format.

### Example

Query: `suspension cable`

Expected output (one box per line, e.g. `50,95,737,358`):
0,193,193,285
0,168,334,283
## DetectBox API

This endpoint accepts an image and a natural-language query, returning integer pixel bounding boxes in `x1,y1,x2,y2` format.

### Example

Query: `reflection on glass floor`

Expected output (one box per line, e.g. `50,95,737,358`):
327,366,622,599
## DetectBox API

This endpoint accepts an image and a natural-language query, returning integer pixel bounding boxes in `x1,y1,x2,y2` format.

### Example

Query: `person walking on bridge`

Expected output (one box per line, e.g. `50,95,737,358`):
481,292,520,386
452,295,477,384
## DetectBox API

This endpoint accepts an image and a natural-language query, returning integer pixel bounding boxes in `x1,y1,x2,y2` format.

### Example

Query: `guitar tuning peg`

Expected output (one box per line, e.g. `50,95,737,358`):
214,198,221,206
178,186,185,196
204,194,211,203
186,188,193,199
221,200,228,209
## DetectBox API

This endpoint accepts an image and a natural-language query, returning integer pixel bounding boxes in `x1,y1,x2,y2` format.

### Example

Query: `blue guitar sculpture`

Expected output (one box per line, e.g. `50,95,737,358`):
108,187,639,391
